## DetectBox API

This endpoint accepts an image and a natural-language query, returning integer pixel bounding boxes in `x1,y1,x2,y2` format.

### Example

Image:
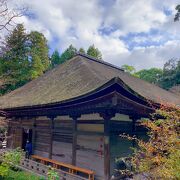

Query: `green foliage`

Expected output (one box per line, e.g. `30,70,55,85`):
135,68,163,84
1,24,29,91
50,50,61,68
47,167,59,180
87,44,102,60
2,148,24,166
0,24,50,95
121,59,180,89
0,164,9,177
30,54,44,79
121,64,136,75
0,148,24,178
28,31,50,74
78,48,85,54
128,105,180,179
4,169,43,180
159,58,180,89
0,148,41,179
59,44,77,64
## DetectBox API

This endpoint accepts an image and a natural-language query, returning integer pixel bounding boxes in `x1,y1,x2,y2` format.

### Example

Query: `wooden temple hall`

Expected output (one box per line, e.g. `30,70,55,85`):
0,54,180,179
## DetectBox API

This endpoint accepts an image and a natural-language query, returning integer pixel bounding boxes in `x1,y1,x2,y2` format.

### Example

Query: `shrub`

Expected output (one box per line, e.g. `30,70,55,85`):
47,167,59,180
0,148,24,178
132,104,180,179
2,148,24,166
0,164,9,177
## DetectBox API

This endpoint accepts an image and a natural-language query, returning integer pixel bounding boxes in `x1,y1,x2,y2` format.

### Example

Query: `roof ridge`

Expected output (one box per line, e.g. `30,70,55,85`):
76,52,124,72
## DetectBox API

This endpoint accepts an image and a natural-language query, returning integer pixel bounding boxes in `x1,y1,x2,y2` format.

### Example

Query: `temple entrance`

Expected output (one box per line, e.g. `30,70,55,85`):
22,129,32,150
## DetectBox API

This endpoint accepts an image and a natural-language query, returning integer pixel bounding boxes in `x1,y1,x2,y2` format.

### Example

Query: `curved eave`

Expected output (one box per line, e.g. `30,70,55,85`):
1,77,157,117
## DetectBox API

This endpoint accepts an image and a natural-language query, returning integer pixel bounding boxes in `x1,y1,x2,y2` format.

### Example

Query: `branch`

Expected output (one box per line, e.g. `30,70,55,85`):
0,0,27,31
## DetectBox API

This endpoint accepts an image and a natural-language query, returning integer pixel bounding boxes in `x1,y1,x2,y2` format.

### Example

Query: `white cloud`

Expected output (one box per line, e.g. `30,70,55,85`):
103,0,167,35
112,40,180,70
3,0,180,70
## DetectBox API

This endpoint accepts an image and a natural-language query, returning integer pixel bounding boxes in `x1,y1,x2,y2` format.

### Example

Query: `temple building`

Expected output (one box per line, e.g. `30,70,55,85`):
0,54,179,179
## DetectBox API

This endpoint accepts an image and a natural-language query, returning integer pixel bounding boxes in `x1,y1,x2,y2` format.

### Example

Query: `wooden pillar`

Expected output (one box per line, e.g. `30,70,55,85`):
71,114,81,166
19,118,23,149
48,116,55,159
32,117,36,154
6,118,11,148
131,116,138,148
100,111,115,180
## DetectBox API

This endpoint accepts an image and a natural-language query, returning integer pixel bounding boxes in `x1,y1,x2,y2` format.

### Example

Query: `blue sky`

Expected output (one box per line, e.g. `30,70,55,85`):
8,0,180,70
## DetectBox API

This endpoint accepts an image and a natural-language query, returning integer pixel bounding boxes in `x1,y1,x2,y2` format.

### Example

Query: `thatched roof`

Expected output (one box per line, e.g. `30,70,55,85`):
0,54,179,109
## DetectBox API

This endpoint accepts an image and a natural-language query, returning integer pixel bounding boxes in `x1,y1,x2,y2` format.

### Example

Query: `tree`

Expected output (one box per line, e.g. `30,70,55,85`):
121,64,136,74
122,105,180,179
50,49,61,68
174,5,180,21
28,31,50,79
0,0,26,31
29,54,44,79
59,44,77,64
135,68,163,84
78,48,85,54
87,44,102,60
159,59,180,89
0,24,50,95
1,24,29,92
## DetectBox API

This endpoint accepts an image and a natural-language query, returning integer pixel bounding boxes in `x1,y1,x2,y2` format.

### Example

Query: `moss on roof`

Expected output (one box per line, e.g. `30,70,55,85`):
0,55,179,109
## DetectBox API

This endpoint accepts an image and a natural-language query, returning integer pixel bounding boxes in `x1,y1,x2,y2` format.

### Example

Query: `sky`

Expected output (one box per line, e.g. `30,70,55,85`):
7,0,180,70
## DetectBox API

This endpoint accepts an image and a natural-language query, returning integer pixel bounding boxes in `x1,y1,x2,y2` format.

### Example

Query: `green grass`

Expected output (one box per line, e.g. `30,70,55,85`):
2,169,44,180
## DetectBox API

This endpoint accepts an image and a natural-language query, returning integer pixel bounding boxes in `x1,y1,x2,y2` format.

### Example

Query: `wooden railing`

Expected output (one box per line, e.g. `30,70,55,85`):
31,155,95,180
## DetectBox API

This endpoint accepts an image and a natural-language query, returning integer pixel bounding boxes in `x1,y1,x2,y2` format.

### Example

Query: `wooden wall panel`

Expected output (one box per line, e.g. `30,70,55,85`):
8,120,22,149
34,150,49,158
77,124,104,132
53,119,73,143
76,135,104,179
21,118,33,128
34,118,51,157
52,119,73,164
52,141,72,164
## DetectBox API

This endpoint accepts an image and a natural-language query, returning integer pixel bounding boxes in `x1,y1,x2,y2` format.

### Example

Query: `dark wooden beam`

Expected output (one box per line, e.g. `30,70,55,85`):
32,117,36,154
77,130,104,136
48,116,55,159
19,118,23,149
130,116,139,148
70,114,81,166
77,120,104,124
100,111,116,180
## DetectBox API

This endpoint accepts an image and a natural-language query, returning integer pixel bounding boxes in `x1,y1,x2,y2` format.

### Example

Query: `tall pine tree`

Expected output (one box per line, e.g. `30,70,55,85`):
1,24,29,91
78,48,85,54
0,24,50,94
87,44,102,60
50,49,61,68
59,45,77,64
28,31,50,79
